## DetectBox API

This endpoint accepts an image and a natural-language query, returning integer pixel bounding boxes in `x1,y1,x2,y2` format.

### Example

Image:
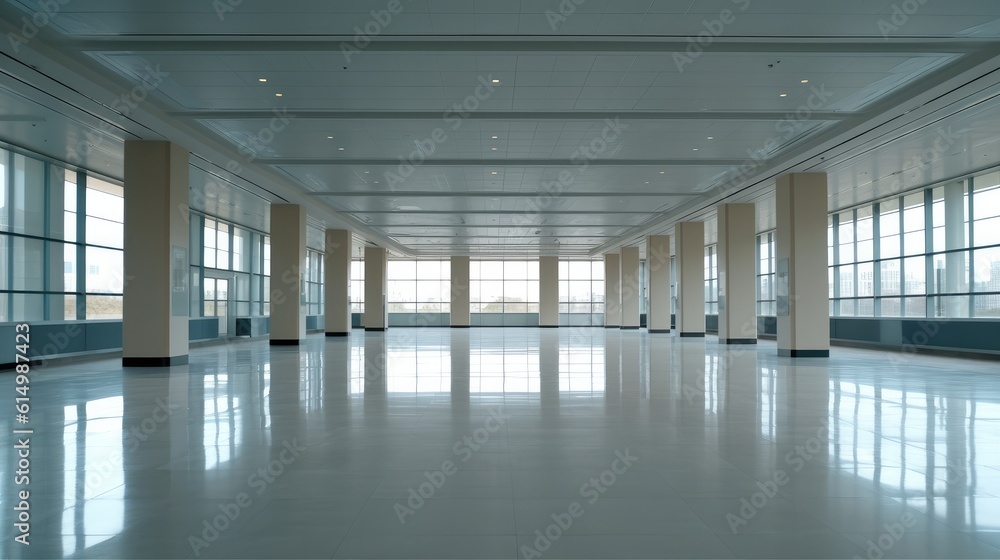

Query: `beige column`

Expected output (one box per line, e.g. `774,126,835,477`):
451,256,470,327
324,229,352,336
539,256,559,328
646,235,671,333
122,140,190,366
620,246,640,329
363,246,388,331
269,204,307,345
604,253,621,328
775,173,830,357
676,221,706,337
718,204,758,344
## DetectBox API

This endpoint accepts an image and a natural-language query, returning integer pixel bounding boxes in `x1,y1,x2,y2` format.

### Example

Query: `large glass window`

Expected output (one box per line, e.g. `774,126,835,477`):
558,260,605,314
705,245,718,314
388,260,450,313
305,249,324,316
0,149,124,322
826,171,1000,319
756,232,775,315
471,260,540,313
351,259,364,314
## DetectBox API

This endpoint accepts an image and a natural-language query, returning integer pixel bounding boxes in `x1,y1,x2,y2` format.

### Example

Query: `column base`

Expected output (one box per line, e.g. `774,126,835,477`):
325,332,349,337
605,325,621,329
539,325,559,328
620,326,640,330
679,332,706,338
648,329,671,334
123,355,188,367
450,325,471,329
270,339,302,346
721,338,757,345
778,349,830,357
365,327,387,332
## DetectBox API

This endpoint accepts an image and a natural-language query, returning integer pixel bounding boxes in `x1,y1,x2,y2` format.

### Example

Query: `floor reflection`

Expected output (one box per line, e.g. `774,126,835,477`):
2,327,999,559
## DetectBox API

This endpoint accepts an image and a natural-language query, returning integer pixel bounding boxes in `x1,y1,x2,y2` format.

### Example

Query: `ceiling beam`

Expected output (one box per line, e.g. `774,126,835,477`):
67,39,982,54
172,110,853,121
261,158,746,166
308,191,695,197
352,210,653,214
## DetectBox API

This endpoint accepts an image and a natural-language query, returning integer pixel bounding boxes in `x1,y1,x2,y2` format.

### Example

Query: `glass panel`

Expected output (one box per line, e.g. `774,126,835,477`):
880,297,901,317
973,184,1000,220
10,154,45,236
838,299,856,317
11,293,44,321
86,295,123,320
880,259,901,296
974,216,1000,246
837,265,855,298
85,247,124,294
903,256,926,295
857,262,874,297
880,199,901,258
857,207,874,262
902,193,925,255
85,216,124,249
904,296,926,318
858,298,874,317
973,247,1000,292
973,294,1000,317
12,236,44,290
930,251,968,294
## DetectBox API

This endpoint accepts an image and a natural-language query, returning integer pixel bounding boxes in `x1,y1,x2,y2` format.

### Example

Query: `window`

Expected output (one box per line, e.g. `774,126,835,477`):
558,260,605,314
305,249,324,316
351,259,364,314
471,260,540,313
826,170,1000,319
387,260,450,313
705,245,718,314
756,232,775,315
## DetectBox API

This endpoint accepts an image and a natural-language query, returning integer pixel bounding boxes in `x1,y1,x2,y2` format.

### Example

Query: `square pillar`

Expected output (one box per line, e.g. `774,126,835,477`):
539,256,559,328
620,247,640,329
676,221,706,337
269,204,307,345
646,235,671,333
718,204,758,344
604,253,621,328
324,229,352,336
451,256,470,327
364,246,388,331
775,173,830,357
122,141,189,366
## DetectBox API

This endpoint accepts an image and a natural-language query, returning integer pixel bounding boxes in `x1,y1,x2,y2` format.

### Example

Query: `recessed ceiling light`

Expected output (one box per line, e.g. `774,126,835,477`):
491,147,498,151
491,171,498,175
801,79,809,84
338,147,345,151
779,93,788,97
659,171,665,174
275,93,283,97
491,135,498,139
326,136,334,139
692,148,699,151
491,79,501,84
644,181,650,184
364,171,370,174
258,78,267,83
707,136,714,140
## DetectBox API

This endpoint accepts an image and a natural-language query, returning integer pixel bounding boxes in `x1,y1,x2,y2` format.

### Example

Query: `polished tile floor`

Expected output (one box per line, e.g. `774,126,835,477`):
2,327,1000,559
